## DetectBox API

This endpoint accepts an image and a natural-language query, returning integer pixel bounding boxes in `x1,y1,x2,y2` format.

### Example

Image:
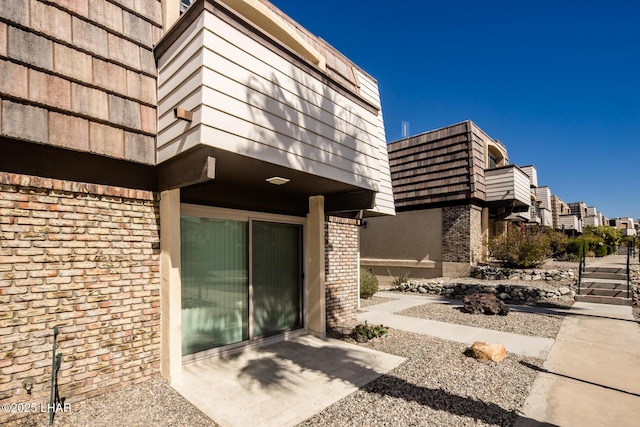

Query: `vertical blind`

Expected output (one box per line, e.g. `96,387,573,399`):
181,217,249,355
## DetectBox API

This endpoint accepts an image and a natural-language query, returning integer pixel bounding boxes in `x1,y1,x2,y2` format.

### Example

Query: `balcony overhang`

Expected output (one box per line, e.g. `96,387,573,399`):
160,145,375,217
485,165,532,208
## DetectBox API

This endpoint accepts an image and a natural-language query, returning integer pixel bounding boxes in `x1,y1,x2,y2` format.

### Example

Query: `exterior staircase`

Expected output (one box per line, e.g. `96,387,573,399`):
576,265,633,306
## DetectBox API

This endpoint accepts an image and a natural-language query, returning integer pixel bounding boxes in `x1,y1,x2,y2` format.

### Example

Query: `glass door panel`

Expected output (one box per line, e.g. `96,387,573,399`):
180,217,248,355
251,221,302,338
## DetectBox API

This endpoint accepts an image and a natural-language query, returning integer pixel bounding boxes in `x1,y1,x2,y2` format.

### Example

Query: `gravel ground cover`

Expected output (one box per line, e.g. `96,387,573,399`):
12,295,553,427
301,324,543,427
395,300,566,339
8,377,218,427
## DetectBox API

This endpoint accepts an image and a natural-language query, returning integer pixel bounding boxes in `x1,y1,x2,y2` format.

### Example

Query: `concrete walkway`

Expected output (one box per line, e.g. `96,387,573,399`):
358,292,557,358
515,301,640,427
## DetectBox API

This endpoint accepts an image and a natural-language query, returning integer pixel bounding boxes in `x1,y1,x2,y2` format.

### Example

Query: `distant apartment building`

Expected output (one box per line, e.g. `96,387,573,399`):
584,206,601,227
610,217,638,236
551,195,582,233
360,120,533,281
569,202,588,220
533,186,553,227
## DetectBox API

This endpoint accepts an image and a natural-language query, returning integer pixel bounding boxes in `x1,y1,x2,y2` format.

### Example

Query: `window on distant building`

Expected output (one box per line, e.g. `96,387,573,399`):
180,0,194,13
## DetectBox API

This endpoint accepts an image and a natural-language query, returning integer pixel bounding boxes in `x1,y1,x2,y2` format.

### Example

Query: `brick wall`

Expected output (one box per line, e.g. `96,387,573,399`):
0,172,160,424
469,205,483,263
442,205,472,263
325,216,359,327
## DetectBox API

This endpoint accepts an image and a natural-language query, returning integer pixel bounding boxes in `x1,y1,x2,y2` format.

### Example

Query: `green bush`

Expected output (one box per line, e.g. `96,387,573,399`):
352,321,388,341
488,225,551,268
360,268,379,299
595,243,608,257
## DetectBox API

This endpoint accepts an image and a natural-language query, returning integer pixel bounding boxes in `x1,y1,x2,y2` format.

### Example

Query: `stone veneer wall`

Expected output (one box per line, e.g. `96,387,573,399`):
0,173,160,424
469,205,483,263
442,205,472,263
325,216,359,327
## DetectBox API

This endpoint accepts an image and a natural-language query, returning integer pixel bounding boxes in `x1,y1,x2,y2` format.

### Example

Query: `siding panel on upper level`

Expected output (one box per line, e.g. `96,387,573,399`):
156,1,394,211
485,165,531,206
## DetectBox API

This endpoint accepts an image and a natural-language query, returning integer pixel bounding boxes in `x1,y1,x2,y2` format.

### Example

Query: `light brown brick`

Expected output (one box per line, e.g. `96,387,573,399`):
48,112,89,151
0,60,28,99
72,16,108,58
126,71,156,105
7,26,52,70
133,0,162,26
89,0,123,32
28,69,71,111
0,22,7,57
139,105,156,134
89,122,124,159
92,58,127,95
30,0,72,43
2,101,48,144
53,43,93,83
2,362,33,375
123,10,151,46
109,95,141,129
139,47,155,74
71,83,108,121
0,0,30,27
124,132,154,164
49,0,89,17
107,34,140,69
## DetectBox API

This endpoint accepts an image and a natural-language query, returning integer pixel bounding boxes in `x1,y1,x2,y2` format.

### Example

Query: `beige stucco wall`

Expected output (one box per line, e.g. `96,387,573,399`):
360,208,443,285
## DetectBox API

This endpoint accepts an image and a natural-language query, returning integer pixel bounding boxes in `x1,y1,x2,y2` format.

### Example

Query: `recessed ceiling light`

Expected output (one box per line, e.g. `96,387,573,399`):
266,176,290,185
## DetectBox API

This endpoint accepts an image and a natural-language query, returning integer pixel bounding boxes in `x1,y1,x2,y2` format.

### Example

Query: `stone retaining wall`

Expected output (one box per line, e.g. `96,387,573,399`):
393,281,576,304
471,265,577,282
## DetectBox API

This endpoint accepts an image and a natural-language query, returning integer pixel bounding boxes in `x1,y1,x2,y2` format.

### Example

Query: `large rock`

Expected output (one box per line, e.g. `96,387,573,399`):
463,293,510,315
469,341,507,362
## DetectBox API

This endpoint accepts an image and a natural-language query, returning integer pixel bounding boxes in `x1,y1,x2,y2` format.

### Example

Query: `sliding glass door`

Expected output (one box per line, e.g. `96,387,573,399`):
180,210,303,356
181,217,249,355
252,221,302,338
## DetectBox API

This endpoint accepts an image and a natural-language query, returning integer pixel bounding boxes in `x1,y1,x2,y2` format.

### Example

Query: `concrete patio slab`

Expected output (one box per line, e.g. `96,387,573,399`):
171,335,405,427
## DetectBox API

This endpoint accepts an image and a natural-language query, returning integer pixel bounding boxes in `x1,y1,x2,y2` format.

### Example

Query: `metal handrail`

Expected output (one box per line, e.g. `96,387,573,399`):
578,242,585,295
627,240,631,299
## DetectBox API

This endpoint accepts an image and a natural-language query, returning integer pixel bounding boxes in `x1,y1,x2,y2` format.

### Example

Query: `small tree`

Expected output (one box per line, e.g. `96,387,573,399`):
489,224,551,268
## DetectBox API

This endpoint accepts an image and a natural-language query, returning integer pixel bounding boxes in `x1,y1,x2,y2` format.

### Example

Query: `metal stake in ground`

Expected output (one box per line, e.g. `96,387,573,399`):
49,326,62,426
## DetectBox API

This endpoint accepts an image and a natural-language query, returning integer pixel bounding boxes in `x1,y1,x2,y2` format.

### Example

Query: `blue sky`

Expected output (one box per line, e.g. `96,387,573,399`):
270,0,640,220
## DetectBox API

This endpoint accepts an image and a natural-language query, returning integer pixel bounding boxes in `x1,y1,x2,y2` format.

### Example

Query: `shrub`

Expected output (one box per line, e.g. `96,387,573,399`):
391,271,409,288
488,225,551,268
595,243,608,257
360,268,379,299
544,227,569,258
352,321,388,341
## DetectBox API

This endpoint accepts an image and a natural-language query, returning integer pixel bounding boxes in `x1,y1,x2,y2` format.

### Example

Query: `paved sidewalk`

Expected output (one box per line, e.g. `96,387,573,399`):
515,301,640,427
357,292,557,359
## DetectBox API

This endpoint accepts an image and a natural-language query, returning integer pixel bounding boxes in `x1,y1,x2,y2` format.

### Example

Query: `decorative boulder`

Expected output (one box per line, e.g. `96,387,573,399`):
469,341,507,362
463,293,509,315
